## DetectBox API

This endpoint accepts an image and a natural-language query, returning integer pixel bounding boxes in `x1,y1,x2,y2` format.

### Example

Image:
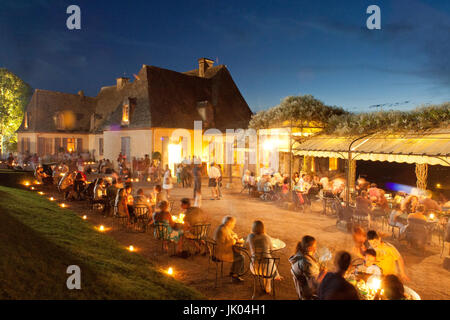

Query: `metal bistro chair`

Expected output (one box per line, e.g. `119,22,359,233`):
439,218,450,258
187,224,211,255
153,222,175,255
113,189,129,231
250,256,280,299
134,206,150,233
206,239,225,287
168,200,175,213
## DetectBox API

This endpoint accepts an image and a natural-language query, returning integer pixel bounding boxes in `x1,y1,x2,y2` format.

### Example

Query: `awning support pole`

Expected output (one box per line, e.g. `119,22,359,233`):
346,133,374,207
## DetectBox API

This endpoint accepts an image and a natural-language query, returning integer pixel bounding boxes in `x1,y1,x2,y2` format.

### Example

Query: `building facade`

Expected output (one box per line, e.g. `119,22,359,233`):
17,58,253,173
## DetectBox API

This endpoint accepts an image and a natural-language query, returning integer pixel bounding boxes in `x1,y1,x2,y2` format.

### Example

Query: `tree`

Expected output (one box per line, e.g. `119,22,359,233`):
249,95,348,129
0,68,32,154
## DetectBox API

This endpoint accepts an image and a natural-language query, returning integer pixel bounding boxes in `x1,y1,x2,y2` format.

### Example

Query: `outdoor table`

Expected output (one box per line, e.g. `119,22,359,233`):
271,238,286,252
346,274,421,300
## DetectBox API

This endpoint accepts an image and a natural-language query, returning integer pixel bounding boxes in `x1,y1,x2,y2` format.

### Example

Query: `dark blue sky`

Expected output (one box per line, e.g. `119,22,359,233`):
1,0,449,112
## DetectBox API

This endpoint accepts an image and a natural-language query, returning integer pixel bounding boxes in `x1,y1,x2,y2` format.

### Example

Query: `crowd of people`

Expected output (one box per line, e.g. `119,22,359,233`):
19,154,450,300
289,226,411,300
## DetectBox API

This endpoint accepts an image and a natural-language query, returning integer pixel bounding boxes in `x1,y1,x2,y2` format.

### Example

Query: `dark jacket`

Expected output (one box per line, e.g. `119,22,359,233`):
318,272,359,300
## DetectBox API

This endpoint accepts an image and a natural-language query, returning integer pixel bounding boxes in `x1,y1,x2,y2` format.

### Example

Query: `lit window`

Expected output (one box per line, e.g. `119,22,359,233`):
67,138,75,153
24,112,29,129
329,158,338,171
122,104,129,124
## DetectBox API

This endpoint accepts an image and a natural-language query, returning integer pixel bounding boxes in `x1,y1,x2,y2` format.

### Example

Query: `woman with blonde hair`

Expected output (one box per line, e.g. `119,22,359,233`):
246,220,282,294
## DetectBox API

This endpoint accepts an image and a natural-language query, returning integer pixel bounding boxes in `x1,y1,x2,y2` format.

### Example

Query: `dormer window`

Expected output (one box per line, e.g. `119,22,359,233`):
197,100,215,127
121,97,136,126
122,103,129,125
54,112,65,130
24,112,29,129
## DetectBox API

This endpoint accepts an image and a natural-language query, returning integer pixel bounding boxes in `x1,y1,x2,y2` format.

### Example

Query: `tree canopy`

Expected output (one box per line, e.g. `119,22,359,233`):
250,95,449,135
324,102,450,135
0,68,32,152
249,95,348,129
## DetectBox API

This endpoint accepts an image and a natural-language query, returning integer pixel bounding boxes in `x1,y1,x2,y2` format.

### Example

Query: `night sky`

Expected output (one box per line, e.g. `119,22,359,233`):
1,0,449,112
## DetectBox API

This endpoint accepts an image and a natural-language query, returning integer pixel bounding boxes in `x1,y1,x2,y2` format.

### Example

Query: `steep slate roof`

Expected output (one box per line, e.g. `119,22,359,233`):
100,63,253,131
18,60,253,134
17,89,96,133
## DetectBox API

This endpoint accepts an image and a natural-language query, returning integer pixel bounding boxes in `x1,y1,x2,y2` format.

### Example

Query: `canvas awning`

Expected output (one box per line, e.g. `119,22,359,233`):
292,128,450,166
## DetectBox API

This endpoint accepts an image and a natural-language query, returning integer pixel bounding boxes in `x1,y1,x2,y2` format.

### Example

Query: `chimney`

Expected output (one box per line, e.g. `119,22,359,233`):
198,58,214,77
78,90,84,97
116,77,129,89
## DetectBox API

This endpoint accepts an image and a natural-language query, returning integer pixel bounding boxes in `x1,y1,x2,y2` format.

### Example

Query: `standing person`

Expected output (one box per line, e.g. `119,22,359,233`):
7,153,14,169
289,235,327,300
208,162,221,200
318,251,360,300
213,216,245,283
176,164,182,186
143,154,151,182
162,165,173,198
367,230,409,282
193,162,202,200
216,163,223,199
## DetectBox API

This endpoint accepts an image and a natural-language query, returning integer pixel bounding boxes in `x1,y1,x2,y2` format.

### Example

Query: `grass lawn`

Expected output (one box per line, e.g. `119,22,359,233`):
0,184,204,299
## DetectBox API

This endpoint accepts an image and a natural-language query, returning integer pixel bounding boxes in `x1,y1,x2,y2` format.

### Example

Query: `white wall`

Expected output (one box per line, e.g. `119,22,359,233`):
103,129,152,169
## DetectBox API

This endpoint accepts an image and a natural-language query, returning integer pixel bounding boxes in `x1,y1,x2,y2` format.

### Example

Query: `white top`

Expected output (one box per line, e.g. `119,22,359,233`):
208,166,221,179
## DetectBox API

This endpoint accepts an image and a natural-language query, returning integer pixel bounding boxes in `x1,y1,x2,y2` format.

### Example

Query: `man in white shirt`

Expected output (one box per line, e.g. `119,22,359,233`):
208,162,221,200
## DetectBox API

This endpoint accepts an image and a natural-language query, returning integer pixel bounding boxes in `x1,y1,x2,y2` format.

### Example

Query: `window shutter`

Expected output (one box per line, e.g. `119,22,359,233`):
77,138,83,153
63,138,68,151
38,137,45,156
54,138,61,153
99,138,104,156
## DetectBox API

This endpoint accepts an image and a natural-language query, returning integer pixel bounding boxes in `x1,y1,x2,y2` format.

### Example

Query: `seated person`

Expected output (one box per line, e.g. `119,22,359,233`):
351,226,370,260
419,191,442,213
318,251,359,300
403,204,431,244
380,275,406,300
93,178,106,201
115,187,130,220
213,216,245,283
150,185,167,210
72,172,86,200
133,188,152,213
401,195,419,214
180,198,209,227
367,230,409,282
368,183,381,200
354,249,382,276
105,178,119,215
152,201,183,253
246,220,282,294
389,203,405,229
289,235,327,300
280,177,290,201
241,170,251,191
59,171,74,199
355,191,371,217
124,184,135,221
407,204,427,222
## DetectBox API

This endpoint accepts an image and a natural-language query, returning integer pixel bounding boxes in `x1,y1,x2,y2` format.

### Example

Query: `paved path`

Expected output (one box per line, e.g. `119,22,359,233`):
43,180,450,300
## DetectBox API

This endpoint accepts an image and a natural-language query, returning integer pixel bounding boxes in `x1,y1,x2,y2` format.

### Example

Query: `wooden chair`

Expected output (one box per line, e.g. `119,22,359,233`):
250,256,280,299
